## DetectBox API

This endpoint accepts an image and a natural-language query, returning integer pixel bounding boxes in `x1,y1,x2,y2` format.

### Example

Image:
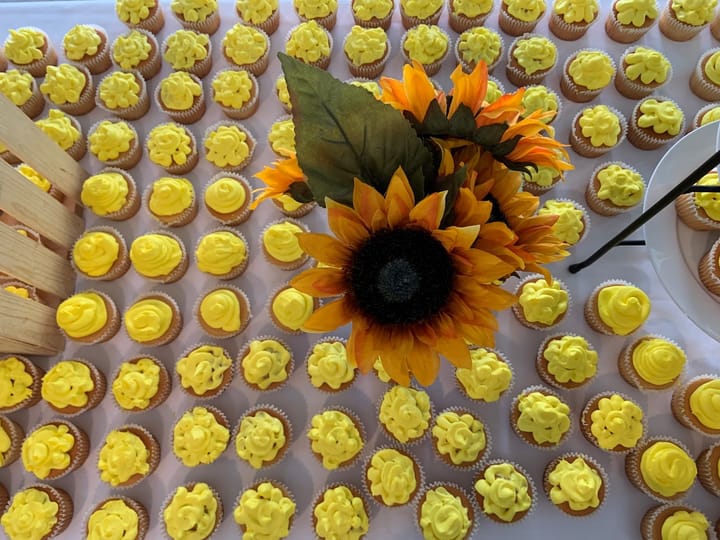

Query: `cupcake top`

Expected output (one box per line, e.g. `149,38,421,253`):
240,338,292,390
0,357,34,409
344,25,387,66
567,50,614,90
268,118,295,157
21,423,75,479
614,0,658,26
198,287,247,334
523,165,560,190
89,120,136,162
474,462,532,522
540,200,585,245
164,483,219,540
87,499,141,540
212,69,254,109
503,0,546,20
195,230,247,275
272,286,315,331
366,448,418,505
35,109,80,151
125,295,175,343
457,27,502,68
234,482,295,538
205,124,252,168
517,277,569,325
112,30,151,70
286,20,330,63
307,409,363,469
314,486,369,540
148,176,194,218
630,337,686,386
63,25,102,61
553,0,599,22
596,283,651,336
698,105,720,126
515,390,571,445
3,28,45,66
295,0,338,18
432,411,487,466
651,507,711,538
307,340,354,390
235,409,287,468
702,51,720,85
40,64,86,105
276,75,292,110
488,80,504,103
41,360,95,410
688,379,720,431
3,283,33,299
116,0,157,25
112,357,163,410
589,393,644,450
348,79,381,96
147,123,194,168
623,46,671,84
379,385,432,443
577,105,622,147
0,69,33,106
512,36,556,74
158,71,201,111
418,486,472,540
223,23,268,65
237,0,279,23
401,0,442,17
205,175,249,215
595,164,645,207
453,0,494,16
546,456,603,512
670,0,715,25
171,0,218,22
173,406,229,466
353,0,394,20
693,172,720,221
176,344,232,396
56,292,108,339
456,347,513,402
1,487,59,540
98,428,151,486
130,233,184,277
98,71,141,110
541,335,597,385
403,24,448,65
521,85,558,121
263,220,305,263
164,29,209,70
639,440,697,497
17,164,51,192
636,98,684,136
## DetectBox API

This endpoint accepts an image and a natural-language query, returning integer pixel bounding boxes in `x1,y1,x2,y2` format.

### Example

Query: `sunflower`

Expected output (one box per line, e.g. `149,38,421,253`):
250,153,306,209
290,168,517,386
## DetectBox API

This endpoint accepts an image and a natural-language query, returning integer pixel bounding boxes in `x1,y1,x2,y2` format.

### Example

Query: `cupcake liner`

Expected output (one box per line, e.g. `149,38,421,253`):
569,106,627,158
131,229,188,283
110,354,172,413
362,445,425,507
270,196,317,218
625,436,696,502
628,95,686,150
352,0,394,29
449,0,491,33
560,49,616,102
172,7,221,35
19,76,46,119
58,289,120,344
260,218,311,271
112,29,161,80
659,3,707,40
211,68,259,120
71,225,130,281
194,284,252,339
641,504,712,539
161,31,213,78
203,172,253,225
690,49,720,101
143,178,198,228
455,346,515,403
48,65,95,116
42,359,107,417
543,453,609,517
176,343,234,400
233,480,293,537
696,442,720,497
305,336,356,393
68,24,113,75
512,274,572,331
171,404,230,467
670,374,720,436
699,239,720,295
585,161,644,216
20,484,73,536
413,482,478,540
604,8,655,43
675,192,720,231
473,459,536,524
23,419,89,480
8,27,57,77
431,407,492,471
122,1,165,34
161,482,223,540
510,385,574,450
99,424,160,488
233,404,293,469
203,120,256,171
60,113,86,161
498,8,544,36
505,33,557,87
0,355,43,413
580,391,647,453
400,25,450,77
307,405,366,471
0,278,40,302
0,415,24,467
147,124,199,175
238,7,280,35
535,332,597,390
298,9,339,31
84,496,149,540
378,384,434,446
124,290,183,346
617,334,685,391
400,4,443,29
344,34,391,79
267,283,321,335
154,72,206,124
87,119,142,169
614,48,672,99
224,27,270,76
454,28,503,74
237,335,294,393
284,24,334,70
712,14,720,39
311,483,370,540
548,11,596,40
194,227,250,280
583,279,637,335
96,71,150,120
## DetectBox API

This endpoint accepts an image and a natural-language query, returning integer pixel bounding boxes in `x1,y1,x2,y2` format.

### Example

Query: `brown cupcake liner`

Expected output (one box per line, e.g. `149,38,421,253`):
413,482,478,539
267,282,321,335
171,404,230,467
690,51,720,101
548,11,596,40
455,346,515,403
0,355,44,413
0,415,24,467
352,0,394,29
712,13,720,40
176,342,234,400
675,192,720,230
15,484,73,537
124,290,182,346
583,278,641,335
194,284,252,339
585,161,644,216
121,1,165,34
143,178,198,228
238,7,280,35
696,441,720,497
454,29,503,74
96,71,150,120
400,25,450,77
42,358,106,417
203,172,253,225
110,354,172,413
154,72,206,124
237,334,294,392
112,29,161,80
699,239,720,295
535,332,597,390
161,31,213,78
625,435,696,502
378,384,434,446
203,120,256,171
505,33,557,87
604,9,655,43
87,119,142,169
233,403,293,469
362,445,425,507
22,419,89,480
224,26,270,76
298,9,338,31
84,496,149,540
617,334,685,391
233,480,292,537
510,385,573,449
345,37,391,79
580,391,647,454
473,459,536,524
543,453,609,517
498,8,544,36
46,65,95,116
511,274,572,331
659,4,708,41
161,482,223,540
58,289,121,344
130,229,188,283
0,278,40,302
8,27,57,77
431,407,492,471
614,50,672,100
311,483,370,540
569,106,627,158
260,217,310,271
211,68,259,120
560,49,616,103
172,8,221,35
98,424,160,489
194,227,250,280
19,77,46,119
305,336,356,393
307,405,366,471
284,24,334,70
670,374,720,436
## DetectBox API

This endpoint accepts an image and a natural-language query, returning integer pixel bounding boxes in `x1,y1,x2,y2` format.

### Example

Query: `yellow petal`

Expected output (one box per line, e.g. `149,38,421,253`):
301,299,352,332
385,168,415,228
409,191,447,231
326,199,369,246
290,268,346,297
404,61,440,121
353,178,386,230
436,336,471,369
448,61,487,118
409,341,441,386
296,233,352,266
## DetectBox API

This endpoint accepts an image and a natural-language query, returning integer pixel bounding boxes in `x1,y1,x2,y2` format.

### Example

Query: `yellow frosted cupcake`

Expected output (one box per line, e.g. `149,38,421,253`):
124,290,183,346
586,161,645,215
21,420,89,480
627,96,685,150
3,27,57,77
211,68,259,120
0,355,43,414
163,483,223,540
233,482,295,537
176,344,234,399
261,218,310,270
35,109,85,160
379,385,432,444
285,20,333,69
195,285,251,339
520,85,560,123
72,227,130,281
272,193,317,218
195,228,249,279
454,27,503,74
1,484,73,540
343,25,390,79
81,168,140,220
569,104,626,158
455,347,514,402
234,406,292,468
548,0,600,40
641,505,713,540
145,176,197,227
238,336,293,391
146,122,198,174
560,48,616,102
584,280,650,335
449,0,495,32
432,409,489,469
56,290,120,344
614,45,672,99
352,0,395,29
0,69,45,119
498,0,547,35
581,392,645,453
172,405,230,466
269,284,319,334
605,0,659,43
625,437,697,502
512,275,570,330
510,386,572,448
95,70,150,120
536,334,598,389
116,0,165,33
618,335,686,390
401,24,449,77
0,415,24,468
675,171,720,230
505,34,557,87
671,376,720,436
306,338,356,392
400,0,444,28
543,454,607,516
417,484,475,539
295,0,339,29
111,29,161,80
692,102,720,130
62,24,112,74
98,425,160,487
690,48,720,101
313,485,369,539
203,172,252,225
85,497,149,540
308,408,364,469
268,116,296,157
111,355,171,413
204,121,255,171
129,231,188,283
170,0,221,35
155,70,205,124
659,0,716,40
162,29,212,78
87,119,142,169
236,0,280,34
522,162,563,195
365,447,422,506
41,359,106,417
222,23,270,76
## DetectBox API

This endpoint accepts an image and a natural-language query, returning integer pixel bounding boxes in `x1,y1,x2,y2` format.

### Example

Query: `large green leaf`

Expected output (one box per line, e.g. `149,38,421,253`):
280,53,433,207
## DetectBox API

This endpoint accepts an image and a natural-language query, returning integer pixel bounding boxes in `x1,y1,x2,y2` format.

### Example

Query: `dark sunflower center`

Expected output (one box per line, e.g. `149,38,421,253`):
348,228,455,325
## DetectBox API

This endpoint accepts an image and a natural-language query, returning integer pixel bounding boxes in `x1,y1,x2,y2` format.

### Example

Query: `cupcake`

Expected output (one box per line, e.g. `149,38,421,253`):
111,29,161,80
569,104,626,158
275,74,292,112
581,392,645,453
400,24,450,77
0,415,24,467
544,454,606,516
0,355,43,413
308,408,365,470
172,405,230,466
21,420,89,480
236,0,281,34
499,0,546,35
95,71,150,120
625,437,697,501
211,68,259,120
222,23,270,76
98,425,160,487
306,338,356,392
116,0,165,33
696,441,720,497
204,121,255,171
234,405,291,468
365,447,422,506
512,275,570,331
145,176,197,227
56,290,120,344
352,0,395,29
584,280,651,335
671,375,720,436
3,27,57,77
538,199,589,245
0,69,45,119
176,344,234,399
203,172,252,225
0,279,38,302
536,334,598,389
124,290,183,346
659,0,715,40
617,335,686,390
195,285,251,338
295,0,340,29
522,163,563,194
548,0,600,40
170,0,221,35
505,34,557,87
605,0,658,42
129,231,188,283
449,0,494,32
269,284,319,334
344,26,390,79
146,122,198,175
473,460,534,523
261,218,309,270
1,484,73,540
268,116,295,157
455,347,514,402
641,505,712,540
41,359,106,416
35,109,85,160
560,49,615,102
675,171,720,230
238,337,294,392
313,485,369,540
195,228,249,279
614,45,672,99
511,386,572,448
586,162,645,216
628,96,686,150
87,119,142,169
432,409,489,469
233,482,295,537
699,238,720,295
520,85,560,123
63,24,111,75
379,385,432,444
416,484,474,540
15,163,62,201
690,49,720,102
155,71,205,124
271,194,317,218
285,21,333,69
111,355,171,413
454,27,503,74
692,102,720,130
86,497,149,540
399,0,443,28
163,483,223,540
162,29,212,78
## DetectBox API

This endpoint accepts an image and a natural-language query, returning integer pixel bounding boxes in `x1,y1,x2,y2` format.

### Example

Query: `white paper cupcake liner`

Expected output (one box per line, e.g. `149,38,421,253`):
19,76,46,119
0,415,24,467
401,4,443,29
171,7,220,35
691,49,720,101
233,404,293,469
362,445,425,508
124,289,182,346
543,453,609,517
413,482,478,540
236,334,294,392
692,102,720,130
549,11,597,40
352,0,394,29
510,385,573,450
297,8,338,30
580,391,647,454
498,8,544,36
176,343,234,401
431,407,492,470
0,278,40,302
193,284,252,339
307,405,366,471
604,9,655,43
659,3,707,40
511,274,572,331
617,334,685,391
377,384,434,446
696,441,720,497
122,0,165,33
211,68,259,120
194,227,249,280
569,105,627,158
449,0,491,33
473,459,537,524
535,332,598,390
699,239,720,295
237,6,280,35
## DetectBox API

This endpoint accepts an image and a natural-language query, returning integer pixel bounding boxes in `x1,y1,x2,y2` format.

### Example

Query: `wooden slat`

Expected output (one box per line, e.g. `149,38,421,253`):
0,289,64,355
0,93,88,200
0,222,76,298
0,159,84,249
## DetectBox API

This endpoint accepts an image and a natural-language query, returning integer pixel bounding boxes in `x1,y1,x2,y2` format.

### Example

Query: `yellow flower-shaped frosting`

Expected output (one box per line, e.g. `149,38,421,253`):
237,0,279,23
205,125,251,167
98,429,150,486
176,345,232,395
547,457,602,511
212,70,253,109
694,172,720,220
523,165,558,188
590,394,643,449
87,499,139,540
578,105,621,147
543,335,597,383
171,0,218,22
0,357,33,408
147,123,193,167
286,21,330,63
17,164,51,192
21,424,74,478
263,221,304,262
235,410,286,468
276,193,307,211
379,386,431,443
163,483,218,539
454,0,493,16
233,482,295,539
671,0,717,25
130,233,183,277
63,25,101,60
314,486,368,540
596,164,644,207
163,30,209,70
419,487,471,540
307,341,354,390
0,425,11,465
307,410,363,469
456,348,513,402
353,0,393,19
4,285,30,299
513,36,556,74
116,0,156,24
173,406,229,466
631,337,685,385
223,24,268,65
661,510,710,539
272,287,315,330
568,51,614,90
640,441,696,497
159,71,201,111
458,28,503,67
403,24,448,65
199,289,242,332
0,69,33,106
4,28,44,65
504,0,545,20
112,30,150,70
624,47,671,84
597,284,651,335
41,360,94,409
82,173,130,215
112,358,161,410
344,26,387,65
98,72,141,109
35,109,79,151
89,121,135,162
124,298,173,342
195,230,247,275
1,488,58,540
432,411,486,465
518,278,568,324
295,0,339,18
55,292,108,338
474,462,532,521
689,379,720,430
516,391,570,444
148,177,194,216
521,86,558,120
205,176,247,214
637,99,683,136
615,0,657,26
366,448,417,505
554,0,598,22
539,200,585,244
241,339,291,389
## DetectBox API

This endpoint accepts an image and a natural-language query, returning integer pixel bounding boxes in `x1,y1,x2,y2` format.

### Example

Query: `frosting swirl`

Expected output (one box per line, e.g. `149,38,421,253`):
568,51,614,90
205,125,251,168
0,357,33,407
474,462,532,522
112,358,161,410
307,340,354,389
22,423,75,478
1,487,57,540
98,430,150,486
163,483,218,540
40,64,86,105
241,339,291,389
637,99,684,136
379,385,431,442
314,486,368,540
671,0,716,25
0,69,33,106
419,487,471,540
222,24,267,65
81,172,129,215
237,0,279,23
148,177,194,216
538,200,585,244
205,176,247,214
512,36,556,74
234,410,286,468
130,233,183,277
55,292,108,338
212,70,253,109
615,0,657,25
72,231,120,276
112,30,150,70
307,410,363,469
116,0,156,24
176,345,232,395
87,499,139,540
199,289,242,332
41,360,94,409
631,337,685,385
173,407,229,466
171,0,218,22
597,284,651,335
4,28,44,65
689,379,720,430
403,24,448,65
195,230,247,275
456,348,512,401
286,21,330,63
554,0,598,22
640,441,696,497
124,297,173,342
596,164,644,207
272,287,315,330
432,411,486,465
625,47,671,84
543,335,597,384
504,0,545,20
516,391,571,444
63,24,101,60
661,510,710,539
344,26,387,65
159,71,201,111
147,123,193,167
578,105,621,147
233,482,295,540
547,457,602,511
590,394,643,449
518,278,568,325
163,29,209,70
694,173,720,221
98,72,141,110
35,109,80,151
263,221,305,262
366,448,417,505
89,120,136,161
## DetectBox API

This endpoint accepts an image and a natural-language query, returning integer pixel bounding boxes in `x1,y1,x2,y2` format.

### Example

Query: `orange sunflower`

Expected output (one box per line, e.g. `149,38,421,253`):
251,153,306,209
290,168,517,386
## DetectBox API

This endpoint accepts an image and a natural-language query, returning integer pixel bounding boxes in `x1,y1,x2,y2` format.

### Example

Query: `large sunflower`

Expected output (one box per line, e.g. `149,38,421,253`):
290,169,517,386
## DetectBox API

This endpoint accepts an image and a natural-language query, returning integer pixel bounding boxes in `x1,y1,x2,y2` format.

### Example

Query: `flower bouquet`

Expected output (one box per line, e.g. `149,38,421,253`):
254,54,573,386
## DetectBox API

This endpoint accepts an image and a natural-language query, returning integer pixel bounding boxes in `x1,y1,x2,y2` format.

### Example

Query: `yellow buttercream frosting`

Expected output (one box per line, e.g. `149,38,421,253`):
176,345,232,395
380,385,431,443
553,0,599,22
164,30,209,70
163,483,218,540
21,424,74,478
307,340,354,389
454,0,494,16
116,0,157,25
124,297,173,342
700,106,720,126
112,30,151,70
263,221,304,263
56,292,108,338
205,176,248,214
272,287,315,330
63,25,101,60
4,28,45,65
87,499,139,540
199,289,242,332
130,233,183,277
17,163,51,192
578,105,622,147
286,21,330,63
112,358,161,410
547,457,602,511
523,165,559,189
195,230,247,275
640,441,696,497
543,335,597,384
159,71,201,111
147,123,193,167
403,24,448,65
596,164,644,207
314,486,368,540
521,86,558,120
233,482,296,539
173,406,229,466
0,69,33,106
295,0,338,18
661,510,710,539
367,448,417,505
630,337,685,385
269,119,296,157
212,70,254,109
241,339,291,389
98,429,150,486
237,0,279,23
353,0,393,19
614,0,658,26
456,348,513,401
488,81,502,102
35,109,79,151
516,391,570,444
504,0,545,20
671,0,717,25
0,357,33,408
344,26,387,65
689,379,720,430
457,27,502,67
590,394,643,449
419,487,471,540
235,409,286,468
276,75,292,110
148,177,194,217
474,462,532,522
625,47,671,84
223,23,268,65
518,278,568,325
205,124,251,168
171,0,218,22
694,172,720,221
432,411,486,465
98,71,141,109
89,120,136,161
307,409,363,469
276,193,307,211
1,487,57,540
568,51,614,90
41,360,93,409
637,99,684,136
597,284,651,335
4,285,30,299
539,200,585,245
82,172,129,215
513,36,556,74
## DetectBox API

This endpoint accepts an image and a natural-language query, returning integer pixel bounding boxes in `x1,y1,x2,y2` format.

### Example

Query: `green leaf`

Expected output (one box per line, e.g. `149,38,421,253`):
447,104,477,139
434,164,468,227
414,100,450,136
287,181,314,203
489,134,522,157
471,124,508,147
279,53,433,207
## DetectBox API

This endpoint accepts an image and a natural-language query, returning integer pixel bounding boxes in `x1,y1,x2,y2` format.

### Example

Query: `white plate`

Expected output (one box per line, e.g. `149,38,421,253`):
644,121,720,342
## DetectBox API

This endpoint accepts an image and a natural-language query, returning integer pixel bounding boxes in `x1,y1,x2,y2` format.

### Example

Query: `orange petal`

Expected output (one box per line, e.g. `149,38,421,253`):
385,168,415,228
409,341,441,386
448,61,487,118
290,268,346,297
436,336,471,369
409,191,446,231
326,199,369,246
432,225,480,251
296,232,352,266
347,317,377,373
301,299,352,333
404,61,440,121
353,178,386,230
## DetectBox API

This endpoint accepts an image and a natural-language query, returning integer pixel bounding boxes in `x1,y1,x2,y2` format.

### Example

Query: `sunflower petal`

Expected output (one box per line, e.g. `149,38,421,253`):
436,336,471,369
409,342,441,386
296,232,352,266
385,168,415,227
347,316,376,373
448,61,487,118
301,299,352,332
290,267,346,297
326,199,369,246
404,61,441,121
353,178,386,229
409,191,447,230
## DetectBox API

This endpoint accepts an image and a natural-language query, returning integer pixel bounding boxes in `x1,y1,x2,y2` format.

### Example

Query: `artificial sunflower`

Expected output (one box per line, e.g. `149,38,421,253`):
251,153,306,209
